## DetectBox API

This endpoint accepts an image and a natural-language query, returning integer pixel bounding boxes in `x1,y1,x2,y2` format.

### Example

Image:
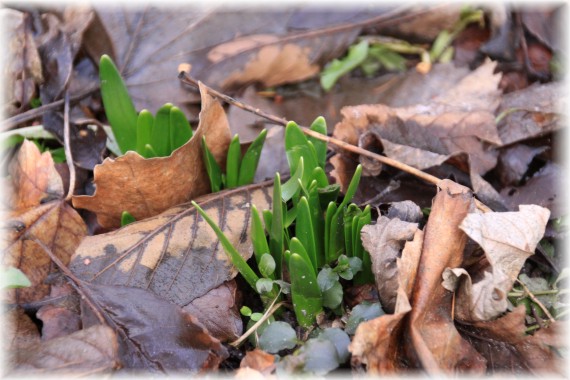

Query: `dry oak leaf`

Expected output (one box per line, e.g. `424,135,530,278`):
350,227,423,374
442,204,550,322
458,305,565,375
360,216,419,313
1,140,86,304
11,324,120,375
70,182,273,341
72,82,231,229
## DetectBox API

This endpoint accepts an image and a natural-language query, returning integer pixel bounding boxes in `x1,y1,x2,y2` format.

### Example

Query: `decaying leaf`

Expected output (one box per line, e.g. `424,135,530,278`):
70,182,273,328
83,283,227,372
4,307,41,355
350,226,423,373
360,216,419,313
240,349,276,375
497,82,564,145
458,306,565,375
330,60,504,208
72,82,231,228
442,204,550,322
183,280,242,342
1,9,43,116
407,180,485,374
1,141,86,304
11,325,119,375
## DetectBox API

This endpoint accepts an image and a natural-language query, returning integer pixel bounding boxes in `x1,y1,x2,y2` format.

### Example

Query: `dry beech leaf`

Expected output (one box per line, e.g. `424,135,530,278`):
1,9,43,116
70,182,273,340
458,306,565,375
360,216,419,313
1,140,86,304
183,280,242,342
407,180,485,374
83,283,227,372
330,60,504,207
12,324,119,375
72,82,231,228
240,348,276,375
350,228,423,373
497,82,564,145
442,204,550,322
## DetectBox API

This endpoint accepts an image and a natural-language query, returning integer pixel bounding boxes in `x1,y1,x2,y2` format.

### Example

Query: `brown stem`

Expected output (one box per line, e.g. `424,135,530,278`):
516,279,556,323
63,91,76,201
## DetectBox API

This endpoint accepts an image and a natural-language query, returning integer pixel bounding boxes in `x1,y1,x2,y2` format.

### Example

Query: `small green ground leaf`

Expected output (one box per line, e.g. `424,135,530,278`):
317,267,338,292
99,54,138,154
1,267,32,289
345,302,384,335
289,338,340,375
256,278,274,294
259,253,276,279
169,106,193,152
136,110,154,157
320,40,369,91
321,281,343,309
240,306,252,317
120,211,136,227
317,328,350,363
238,129,267,186
201,136,223,192
225,134,241,189
151,103,173,157
258,321,297,353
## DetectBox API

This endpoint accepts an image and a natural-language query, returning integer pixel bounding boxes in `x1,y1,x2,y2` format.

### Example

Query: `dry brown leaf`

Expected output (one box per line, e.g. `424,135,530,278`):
459,306,565,375
1,141,86,304
349,228,423,373
3,307,41,354
72,82,231,228
11,324,120,375
407,180,486,374
183,280,242,342
442,204,550,322
360,216,419,313
240,348,276,375
70,182,273,328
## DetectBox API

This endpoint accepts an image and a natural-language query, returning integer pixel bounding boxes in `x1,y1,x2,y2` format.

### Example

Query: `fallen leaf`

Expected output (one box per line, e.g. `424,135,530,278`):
500,162,567,219
496,144,548,186
384,200,423,223
83,283,227,372
442,204,550,322
183,280,242,342
360,216,419,313
407,180,485,374
1,9,43,116
497,82,564,145
72,82,232,228
3,307,41,354
240,349,276,374
1,141,86,304
10,324,119,375
458,306,565,375
70,182,273,319
36,280,81,340
522,7,563,51
349,228,423,373
89,7,393,113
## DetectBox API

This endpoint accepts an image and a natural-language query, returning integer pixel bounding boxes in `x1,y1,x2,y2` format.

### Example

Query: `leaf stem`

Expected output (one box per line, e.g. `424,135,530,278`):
63,91,76,201
515,279,556,323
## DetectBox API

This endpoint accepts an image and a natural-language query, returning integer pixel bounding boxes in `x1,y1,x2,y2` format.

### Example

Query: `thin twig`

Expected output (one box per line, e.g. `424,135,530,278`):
516,278,556,323
230,294,287,347
179,72,441,185
0,85,99,132
179,72,492,212
63,91,76,201
27,236,107,325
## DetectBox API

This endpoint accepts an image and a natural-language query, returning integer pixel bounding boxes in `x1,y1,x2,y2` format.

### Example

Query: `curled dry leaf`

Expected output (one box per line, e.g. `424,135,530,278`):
1,9,43,116
11,324,119,375
70,182,273,340
83,283,227,372
240,348,276,375
350,227,423,373
360,216,419,313
407,180,485,374
1,140,86,304
183,280,242,342
458,306,565,375
442,204,550,322
329,61,504,208
72,82,231,228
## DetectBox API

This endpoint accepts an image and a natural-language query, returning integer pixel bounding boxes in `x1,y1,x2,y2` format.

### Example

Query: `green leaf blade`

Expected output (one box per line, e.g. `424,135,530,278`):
225,134,241,189
238,129,267,186
151,103,173,157
296,197,317,273
136,110,154,157
289,253,323,328
320,40,369,91
169,106,193,152
201,136,223,193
